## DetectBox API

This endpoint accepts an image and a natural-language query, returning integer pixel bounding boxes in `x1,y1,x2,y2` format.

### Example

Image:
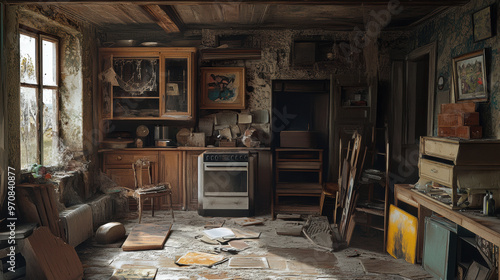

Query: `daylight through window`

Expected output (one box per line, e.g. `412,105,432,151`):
20,30,59,170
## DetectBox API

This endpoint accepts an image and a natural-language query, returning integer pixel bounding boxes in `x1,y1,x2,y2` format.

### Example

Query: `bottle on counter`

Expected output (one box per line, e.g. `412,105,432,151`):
483,191,489,215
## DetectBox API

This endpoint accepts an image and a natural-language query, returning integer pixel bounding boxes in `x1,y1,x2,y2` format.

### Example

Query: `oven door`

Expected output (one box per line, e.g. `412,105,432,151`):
203,162,248,197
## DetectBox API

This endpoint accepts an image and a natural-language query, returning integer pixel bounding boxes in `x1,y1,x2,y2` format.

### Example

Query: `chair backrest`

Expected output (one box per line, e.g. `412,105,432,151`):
132,159,152,188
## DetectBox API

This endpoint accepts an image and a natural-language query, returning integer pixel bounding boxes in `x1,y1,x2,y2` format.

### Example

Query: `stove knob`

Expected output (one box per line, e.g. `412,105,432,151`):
230,155,235,161
210,155,215,161
214,155,219,161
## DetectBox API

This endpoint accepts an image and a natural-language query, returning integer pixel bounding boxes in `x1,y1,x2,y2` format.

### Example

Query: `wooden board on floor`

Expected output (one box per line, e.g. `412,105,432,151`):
20,226,83,280
122,223,172,251
228,257,269,268
112,267,157,279
386,204,418,264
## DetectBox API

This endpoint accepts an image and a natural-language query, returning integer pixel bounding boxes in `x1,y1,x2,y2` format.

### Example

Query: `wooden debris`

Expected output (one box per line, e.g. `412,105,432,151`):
228,240,250,250
361,257,432,279
302,216,338,251
276,213,301,220
111,267,157,280
232,217,264,226
229,228,261,239
175,252,226,267
122,223,172,251
20,226,83,280
204,219,225,229
228,257,269,269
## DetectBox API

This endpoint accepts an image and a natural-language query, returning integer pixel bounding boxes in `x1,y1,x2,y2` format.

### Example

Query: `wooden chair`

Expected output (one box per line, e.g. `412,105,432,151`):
131,159,174,223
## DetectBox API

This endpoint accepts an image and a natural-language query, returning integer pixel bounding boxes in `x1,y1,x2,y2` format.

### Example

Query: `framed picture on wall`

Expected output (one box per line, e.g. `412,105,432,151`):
452,49,488,103
200,67,246,109
473,6,493,42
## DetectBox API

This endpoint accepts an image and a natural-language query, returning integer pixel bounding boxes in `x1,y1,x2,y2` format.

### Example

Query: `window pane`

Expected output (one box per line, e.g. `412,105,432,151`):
43,89,58,166
20,87,38,169
20,34,37,84
42,39,57,86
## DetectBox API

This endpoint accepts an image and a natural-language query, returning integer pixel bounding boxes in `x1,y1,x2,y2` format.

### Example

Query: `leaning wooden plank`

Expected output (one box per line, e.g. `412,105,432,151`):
45,184,62,238
345,212,357,246
122,223,172,251
30,187,50,228
16,188,41,225
39,185,59,237
20,226,83,280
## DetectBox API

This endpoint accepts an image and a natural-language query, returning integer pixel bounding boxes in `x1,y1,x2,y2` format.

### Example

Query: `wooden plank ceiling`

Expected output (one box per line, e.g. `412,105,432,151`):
14,0,470,34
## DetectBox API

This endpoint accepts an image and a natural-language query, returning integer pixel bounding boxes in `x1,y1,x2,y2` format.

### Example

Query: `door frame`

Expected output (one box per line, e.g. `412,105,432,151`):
405,42,437,138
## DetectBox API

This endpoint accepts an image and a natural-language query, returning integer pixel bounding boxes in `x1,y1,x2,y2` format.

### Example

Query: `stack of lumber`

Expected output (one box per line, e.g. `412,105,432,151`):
17,184,63,240
438,102,482,139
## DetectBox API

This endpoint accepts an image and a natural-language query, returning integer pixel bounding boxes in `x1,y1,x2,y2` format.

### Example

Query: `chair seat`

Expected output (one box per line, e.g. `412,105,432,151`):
322,182,339,196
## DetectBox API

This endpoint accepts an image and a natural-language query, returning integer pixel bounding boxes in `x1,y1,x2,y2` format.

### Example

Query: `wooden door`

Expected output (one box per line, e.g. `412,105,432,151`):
159,151,183,210
185,151,203,210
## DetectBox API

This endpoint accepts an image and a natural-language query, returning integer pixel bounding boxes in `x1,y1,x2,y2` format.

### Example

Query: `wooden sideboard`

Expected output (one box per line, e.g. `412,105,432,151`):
100,148,272,213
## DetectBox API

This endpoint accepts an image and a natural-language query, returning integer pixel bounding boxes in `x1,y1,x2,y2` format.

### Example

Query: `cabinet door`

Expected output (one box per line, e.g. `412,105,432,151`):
159,151,183,210
160,51,195,120
185,151,203,210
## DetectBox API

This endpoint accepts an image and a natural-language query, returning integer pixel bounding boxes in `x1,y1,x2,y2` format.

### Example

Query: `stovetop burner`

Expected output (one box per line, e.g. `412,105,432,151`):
203,151,249,162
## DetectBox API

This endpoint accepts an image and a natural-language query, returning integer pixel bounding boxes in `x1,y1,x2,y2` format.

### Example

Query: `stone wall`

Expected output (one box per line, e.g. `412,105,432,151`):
411,0,500,138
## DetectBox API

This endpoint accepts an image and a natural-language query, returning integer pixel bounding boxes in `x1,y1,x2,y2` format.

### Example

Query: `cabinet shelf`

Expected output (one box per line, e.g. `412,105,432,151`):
273,148,323,218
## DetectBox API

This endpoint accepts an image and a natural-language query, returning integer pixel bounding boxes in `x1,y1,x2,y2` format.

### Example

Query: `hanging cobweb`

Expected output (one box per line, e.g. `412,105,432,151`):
113,58,158,96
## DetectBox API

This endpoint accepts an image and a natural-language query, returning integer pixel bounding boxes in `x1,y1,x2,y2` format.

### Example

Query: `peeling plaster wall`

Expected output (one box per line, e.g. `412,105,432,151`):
411,0,500,138
5,5,99,201
200,29,410,123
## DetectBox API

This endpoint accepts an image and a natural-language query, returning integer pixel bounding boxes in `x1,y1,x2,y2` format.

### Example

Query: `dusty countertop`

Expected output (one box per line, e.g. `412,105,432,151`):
98,146,271,153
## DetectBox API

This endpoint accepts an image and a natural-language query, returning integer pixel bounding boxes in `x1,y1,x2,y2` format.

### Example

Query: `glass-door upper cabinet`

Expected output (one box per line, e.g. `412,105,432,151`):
112,58,160,118
160,51,194,119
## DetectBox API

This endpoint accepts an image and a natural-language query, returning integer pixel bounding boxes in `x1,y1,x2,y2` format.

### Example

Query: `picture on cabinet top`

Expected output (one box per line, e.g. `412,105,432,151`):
200,67,245,109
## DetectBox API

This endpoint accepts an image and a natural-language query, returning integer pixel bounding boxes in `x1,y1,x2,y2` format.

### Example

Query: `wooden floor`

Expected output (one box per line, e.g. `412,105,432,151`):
76,211,431,280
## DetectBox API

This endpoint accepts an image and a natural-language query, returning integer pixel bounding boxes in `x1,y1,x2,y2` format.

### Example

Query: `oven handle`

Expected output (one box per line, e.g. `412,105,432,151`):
204,166,248,172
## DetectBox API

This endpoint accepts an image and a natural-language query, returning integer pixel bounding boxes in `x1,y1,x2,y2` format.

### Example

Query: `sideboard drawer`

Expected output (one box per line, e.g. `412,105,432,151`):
419,158,454,187
421,137,459,162
104,152,158,166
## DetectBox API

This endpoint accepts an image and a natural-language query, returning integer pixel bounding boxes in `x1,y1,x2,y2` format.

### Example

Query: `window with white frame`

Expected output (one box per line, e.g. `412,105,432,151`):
20,30,59,170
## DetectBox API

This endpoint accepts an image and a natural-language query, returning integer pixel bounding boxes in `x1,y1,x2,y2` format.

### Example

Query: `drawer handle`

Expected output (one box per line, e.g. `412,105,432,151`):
430,168,438,173
116,156,122,161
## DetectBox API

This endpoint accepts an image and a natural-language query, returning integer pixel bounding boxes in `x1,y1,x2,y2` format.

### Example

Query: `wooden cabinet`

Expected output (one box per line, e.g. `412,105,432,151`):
98,47,196,122
419,137,500,209
185,151,203,210
159,151,183,210
273,149,323,217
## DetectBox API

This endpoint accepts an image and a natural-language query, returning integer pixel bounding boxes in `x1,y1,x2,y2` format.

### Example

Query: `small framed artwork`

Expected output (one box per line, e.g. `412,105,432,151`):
473,6,493,42
200,67,245,109
452,49,488,103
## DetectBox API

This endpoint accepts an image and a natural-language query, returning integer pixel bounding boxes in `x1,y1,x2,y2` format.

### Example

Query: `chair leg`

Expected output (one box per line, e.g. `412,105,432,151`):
334,191,339,225
319,192,326,215
138,197,143,224
152,197,155,217
169,193,174,221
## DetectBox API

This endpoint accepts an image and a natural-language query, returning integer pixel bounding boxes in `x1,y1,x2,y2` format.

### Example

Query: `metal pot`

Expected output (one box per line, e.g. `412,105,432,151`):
155,139,176,147
154,126,171,140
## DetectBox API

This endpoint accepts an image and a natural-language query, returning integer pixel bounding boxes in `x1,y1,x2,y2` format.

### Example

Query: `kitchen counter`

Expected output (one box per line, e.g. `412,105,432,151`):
98,146,271,153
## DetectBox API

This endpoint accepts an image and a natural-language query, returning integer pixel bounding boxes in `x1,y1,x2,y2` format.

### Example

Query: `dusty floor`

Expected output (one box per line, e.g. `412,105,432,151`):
76,210,431,280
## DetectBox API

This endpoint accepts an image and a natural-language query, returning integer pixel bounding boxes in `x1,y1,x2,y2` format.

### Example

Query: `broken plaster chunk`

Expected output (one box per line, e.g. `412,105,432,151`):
238,113,253,124
215,112,238,126
95,222,126,244
230,125,241,138
252,109,269,124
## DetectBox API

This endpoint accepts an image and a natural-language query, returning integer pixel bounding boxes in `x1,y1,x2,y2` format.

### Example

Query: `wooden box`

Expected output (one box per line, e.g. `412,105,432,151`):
438,112,479,127
441,102,476,114
455,126,482,139
280,131,318,148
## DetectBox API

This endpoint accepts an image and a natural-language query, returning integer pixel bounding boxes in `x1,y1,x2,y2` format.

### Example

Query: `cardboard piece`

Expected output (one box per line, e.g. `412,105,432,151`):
228,240,250,250
204,220,225,229
276,222,303,236
228,257,269,269
187,132,206,147
122,223,172,251
175,252,226,267
198,117,214,136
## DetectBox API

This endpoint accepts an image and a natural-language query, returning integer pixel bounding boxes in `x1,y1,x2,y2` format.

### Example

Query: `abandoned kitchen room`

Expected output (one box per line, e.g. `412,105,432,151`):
4,0,500,279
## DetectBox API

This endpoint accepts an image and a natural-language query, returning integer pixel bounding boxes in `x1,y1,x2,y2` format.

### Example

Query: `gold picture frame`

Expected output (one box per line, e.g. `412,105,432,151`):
200,67,246,109
452,49,488,103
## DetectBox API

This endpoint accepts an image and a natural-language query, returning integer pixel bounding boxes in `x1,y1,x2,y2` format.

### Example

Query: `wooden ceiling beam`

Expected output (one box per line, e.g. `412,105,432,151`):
6,0,469,6
141,4,181,33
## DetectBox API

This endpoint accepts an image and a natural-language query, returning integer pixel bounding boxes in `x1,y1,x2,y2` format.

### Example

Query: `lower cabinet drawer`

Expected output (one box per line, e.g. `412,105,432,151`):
419,158,454,187
104,151,158,165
